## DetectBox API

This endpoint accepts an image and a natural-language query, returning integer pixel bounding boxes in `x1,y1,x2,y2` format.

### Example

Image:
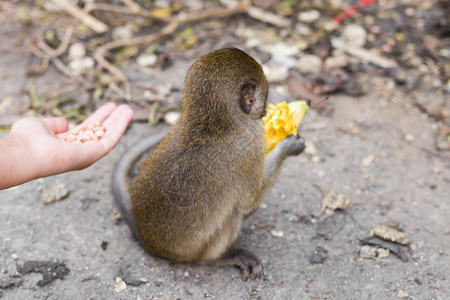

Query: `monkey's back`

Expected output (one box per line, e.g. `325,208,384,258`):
129,121,266,262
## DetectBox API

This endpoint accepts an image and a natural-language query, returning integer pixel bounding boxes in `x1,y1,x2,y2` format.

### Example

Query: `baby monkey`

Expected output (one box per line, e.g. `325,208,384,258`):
112,48,305,280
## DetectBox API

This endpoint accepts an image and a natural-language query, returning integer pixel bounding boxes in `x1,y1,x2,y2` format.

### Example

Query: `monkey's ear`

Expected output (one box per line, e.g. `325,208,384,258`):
240,82,256,114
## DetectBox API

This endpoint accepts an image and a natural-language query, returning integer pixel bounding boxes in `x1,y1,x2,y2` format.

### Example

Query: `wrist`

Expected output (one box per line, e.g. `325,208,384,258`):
0,132,40,189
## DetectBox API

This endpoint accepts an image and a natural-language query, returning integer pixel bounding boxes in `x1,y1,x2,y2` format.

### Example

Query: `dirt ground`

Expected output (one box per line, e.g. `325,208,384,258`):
1,2,449,300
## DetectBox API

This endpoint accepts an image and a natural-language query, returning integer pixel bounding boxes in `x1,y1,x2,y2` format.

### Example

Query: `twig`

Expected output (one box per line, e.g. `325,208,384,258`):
120,0,140,13
84,2,164,21
246,6,290,27
41,83,81,99
94,20,179,58
0,45,26,54
311,181,328,196
286,75,328,110
26,26,74,77
85,3,247,24
331,38,399,69
37,26,73,57
51,0,107,33
92,5,246,100
51,57,91,87
26,55,50,77
93,20,179,100
176,5,247,24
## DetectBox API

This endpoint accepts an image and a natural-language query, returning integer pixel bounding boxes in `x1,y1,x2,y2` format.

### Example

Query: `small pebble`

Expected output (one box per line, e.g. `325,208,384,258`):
297,54,322,74
312,156,321,163
11,253,19,260
362,154,375,167
405,134,415,142
270,230,284,238
265,42,300,57
298,10,320,23
370,225,410,245
137,54,158,67
397,290,408,298
68,57,95,75
164,111,181,125
341,24,367,47
376,248,390,258
68,42,86,60
112,26,133,40
111,209,123,225
41,182,69,204
321,189,350,214
114,277,127,293
359,245,377,258
262,63,289,83
304,141,317,155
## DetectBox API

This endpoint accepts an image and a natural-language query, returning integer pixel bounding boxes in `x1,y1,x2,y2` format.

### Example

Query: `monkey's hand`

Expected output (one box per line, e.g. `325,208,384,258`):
278,135,305,157
259,134,305,202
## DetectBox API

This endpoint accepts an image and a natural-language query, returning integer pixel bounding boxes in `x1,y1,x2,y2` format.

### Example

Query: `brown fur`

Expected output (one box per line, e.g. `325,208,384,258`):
113,48,305,279
130,48,268,262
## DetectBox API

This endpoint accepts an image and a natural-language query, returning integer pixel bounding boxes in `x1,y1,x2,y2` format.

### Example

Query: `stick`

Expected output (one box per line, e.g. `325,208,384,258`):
286,75,328,110
51,0,107,33
246,6,290,27
120,0,140,13
91,6,245,98
89,4,251,100
26,55,50,77
37,26,73,58
93,20,179,100
51,57,91,86
331,38,399,69
42,83,81,99
26,26,74,76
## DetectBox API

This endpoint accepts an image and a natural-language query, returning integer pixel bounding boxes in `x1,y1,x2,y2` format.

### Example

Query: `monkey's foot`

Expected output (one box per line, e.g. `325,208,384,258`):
216,248,263,281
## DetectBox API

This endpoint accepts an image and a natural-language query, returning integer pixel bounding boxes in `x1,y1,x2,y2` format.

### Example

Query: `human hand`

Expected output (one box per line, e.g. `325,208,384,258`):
0,102,133,189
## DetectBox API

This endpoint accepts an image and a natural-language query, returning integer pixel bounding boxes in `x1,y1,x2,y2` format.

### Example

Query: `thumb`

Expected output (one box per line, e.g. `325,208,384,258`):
41,117,69,134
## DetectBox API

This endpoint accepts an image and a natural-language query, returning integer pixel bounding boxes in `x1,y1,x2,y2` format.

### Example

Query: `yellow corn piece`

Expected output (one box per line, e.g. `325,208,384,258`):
262,100,309,152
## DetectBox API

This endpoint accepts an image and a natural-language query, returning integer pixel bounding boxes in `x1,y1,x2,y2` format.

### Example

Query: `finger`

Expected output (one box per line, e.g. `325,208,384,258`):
41,117,69,134
100,104,134,151
54,104,132,172
61,105,132,169
81,102,117,126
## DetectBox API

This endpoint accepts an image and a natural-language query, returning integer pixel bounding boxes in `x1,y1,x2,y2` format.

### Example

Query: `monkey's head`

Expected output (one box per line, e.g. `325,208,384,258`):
183,48,269,131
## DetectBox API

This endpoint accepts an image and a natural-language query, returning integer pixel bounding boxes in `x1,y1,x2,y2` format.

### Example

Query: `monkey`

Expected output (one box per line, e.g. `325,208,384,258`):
112,48,305,280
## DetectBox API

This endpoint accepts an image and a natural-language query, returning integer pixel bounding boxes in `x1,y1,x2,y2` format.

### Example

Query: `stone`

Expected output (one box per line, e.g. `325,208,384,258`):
68,42,86,59
341,24,367,47
297,54,322,74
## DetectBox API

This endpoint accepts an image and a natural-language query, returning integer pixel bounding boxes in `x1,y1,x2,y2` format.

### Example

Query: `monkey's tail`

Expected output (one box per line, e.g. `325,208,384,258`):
111,127,169,240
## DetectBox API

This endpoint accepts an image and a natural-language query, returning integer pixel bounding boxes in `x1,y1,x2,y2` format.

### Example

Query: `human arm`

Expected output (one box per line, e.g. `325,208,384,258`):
0,102,133,190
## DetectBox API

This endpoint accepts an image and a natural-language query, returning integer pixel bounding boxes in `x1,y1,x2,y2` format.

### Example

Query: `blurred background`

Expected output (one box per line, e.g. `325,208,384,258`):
0,1,449,299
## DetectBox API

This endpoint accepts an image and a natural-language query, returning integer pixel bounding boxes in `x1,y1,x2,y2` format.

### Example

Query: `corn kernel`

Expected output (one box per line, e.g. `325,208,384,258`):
262,101,309,152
